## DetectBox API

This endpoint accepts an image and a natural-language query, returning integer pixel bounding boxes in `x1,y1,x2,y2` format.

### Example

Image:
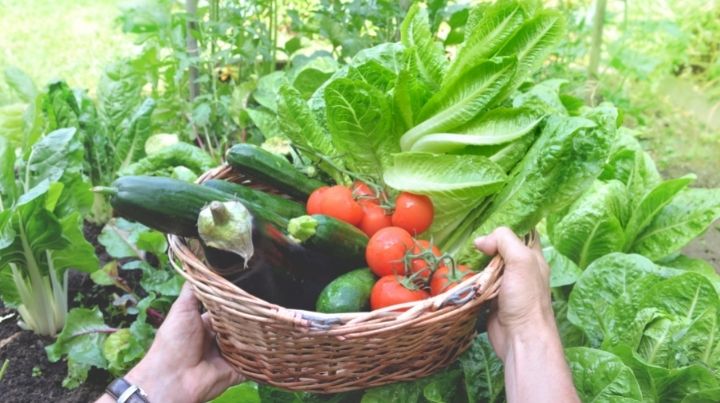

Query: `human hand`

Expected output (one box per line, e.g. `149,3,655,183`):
474,227,554,362
122,283,244,402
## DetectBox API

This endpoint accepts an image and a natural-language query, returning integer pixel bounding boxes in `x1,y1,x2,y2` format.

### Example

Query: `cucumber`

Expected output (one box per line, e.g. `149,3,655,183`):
97,176,287,237
316,268,376,313
202,179,306,219
225,143,326,200
287,214,368,268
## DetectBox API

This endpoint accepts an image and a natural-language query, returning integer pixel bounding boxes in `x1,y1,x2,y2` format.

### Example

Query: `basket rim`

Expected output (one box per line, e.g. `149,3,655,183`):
167,163,537,330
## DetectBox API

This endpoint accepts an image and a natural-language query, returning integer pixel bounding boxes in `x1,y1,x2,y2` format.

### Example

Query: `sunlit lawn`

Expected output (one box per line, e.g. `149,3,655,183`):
0,0,134,101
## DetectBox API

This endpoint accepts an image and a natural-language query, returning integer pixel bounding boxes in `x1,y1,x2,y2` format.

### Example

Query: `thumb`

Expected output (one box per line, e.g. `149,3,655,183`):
169,281,199,315
474,227,530,265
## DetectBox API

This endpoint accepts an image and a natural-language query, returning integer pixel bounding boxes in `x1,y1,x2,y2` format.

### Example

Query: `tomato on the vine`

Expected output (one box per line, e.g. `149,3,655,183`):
306,186,329,215
430,265,474,296
409,240,442,281
359,204,393,237
316,185,364,226
352,181,380,206
370,275,430,310
392,192,434,235
366,227,414,277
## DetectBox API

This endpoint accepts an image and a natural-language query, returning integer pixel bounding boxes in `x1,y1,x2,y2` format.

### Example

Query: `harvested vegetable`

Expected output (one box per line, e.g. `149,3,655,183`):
365,227,415,277
370,275,430,310
315,268,376,313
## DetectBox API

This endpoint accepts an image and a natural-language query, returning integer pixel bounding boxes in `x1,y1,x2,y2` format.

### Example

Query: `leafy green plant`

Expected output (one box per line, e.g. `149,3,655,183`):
0,129,97,336
45,218,181,388
548,129,720,268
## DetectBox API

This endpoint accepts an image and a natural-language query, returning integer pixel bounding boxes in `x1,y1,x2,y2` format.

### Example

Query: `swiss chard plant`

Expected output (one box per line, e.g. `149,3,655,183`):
0,129,98,336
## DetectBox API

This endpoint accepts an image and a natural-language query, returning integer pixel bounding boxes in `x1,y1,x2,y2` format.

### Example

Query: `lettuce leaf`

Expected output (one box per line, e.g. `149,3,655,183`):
324,78,395,177
401,3,446,89
384,152,506,244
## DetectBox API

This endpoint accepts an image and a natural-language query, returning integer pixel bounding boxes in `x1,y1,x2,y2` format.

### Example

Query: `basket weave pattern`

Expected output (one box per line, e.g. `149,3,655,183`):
168,164,533,393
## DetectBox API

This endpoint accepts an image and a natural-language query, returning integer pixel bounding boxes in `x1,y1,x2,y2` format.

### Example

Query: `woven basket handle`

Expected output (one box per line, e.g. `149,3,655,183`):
429,230,538,311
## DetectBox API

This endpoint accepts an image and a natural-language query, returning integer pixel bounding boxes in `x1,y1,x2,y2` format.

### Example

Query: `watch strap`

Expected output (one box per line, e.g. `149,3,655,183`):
106,378,150,403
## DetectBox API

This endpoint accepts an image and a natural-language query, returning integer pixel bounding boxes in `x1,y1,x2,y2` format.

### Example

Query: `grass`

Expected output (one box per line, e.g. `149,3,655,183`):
0,0,134,102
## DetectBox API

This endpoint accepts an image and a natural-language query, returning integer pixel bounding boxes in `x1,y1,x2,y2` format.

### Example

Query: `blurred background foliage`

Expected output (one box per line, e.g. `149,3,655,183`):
1,0,718,185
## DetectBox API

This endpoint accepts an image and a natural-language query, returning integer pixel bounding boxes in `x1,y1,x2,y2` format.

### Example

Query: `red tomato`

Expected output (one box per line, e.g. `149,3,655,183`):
306,186,329,215
392,192,434,235
370,275,430,310
359,204,393,237
318,185,364,226
430,265,474,296
410,240,442,281
352,181,379,206
366,227,414,277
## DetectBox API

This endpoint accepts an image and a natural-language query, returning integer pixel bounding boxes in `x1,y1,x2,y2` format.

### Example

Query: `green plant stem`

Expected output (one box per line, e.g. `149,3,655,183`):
17,217,58,336
0,359,9,381
588,0,607,78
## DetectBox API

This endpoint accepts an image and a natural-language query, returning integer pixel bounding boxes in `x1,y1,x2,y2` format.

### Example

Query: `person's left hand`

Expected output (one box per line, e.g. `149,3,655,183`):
122,282,244,402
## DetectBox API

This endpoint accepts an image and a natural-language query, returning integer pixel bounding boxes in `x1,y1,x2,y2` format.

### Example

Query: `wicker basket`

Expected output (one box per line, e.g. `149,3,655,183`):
168,164,535,393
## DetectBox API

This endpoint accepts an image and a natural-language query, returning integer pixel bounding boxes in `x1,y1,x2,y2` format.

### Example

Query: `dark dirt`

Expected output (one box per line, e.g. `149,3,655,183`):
0,222,123,402
0,306,109,403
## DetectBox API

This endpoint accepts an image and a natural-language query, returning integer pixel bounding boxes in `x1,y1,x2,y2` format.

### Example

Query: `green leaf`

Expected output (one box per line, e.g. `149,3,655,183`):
393,49,433,129
658,254,720,294
98,218,148,259
567,253,667,345
495,10,566,97
565,347,643,402
120,142,215,177
25,128,84,188
630,188,720,261
289,57,338,100
553,300,587,347
52,212,99,273
623,175,695,249
401,3,446,89
410,107,542,153
548,180,628,268
91,261,121,287
97,60,144,136
633,273,719,370
611,345,720,402
212,382,261,403
46,307,111,369
544,246,583,287
444,1,525,86
247,107,281,138
459,105,618,264
324,78,395,176
103,328,132,375
0,136,17,207
114,98,156,172
626,149,663,206
401,57,517,151
277,84,338,160
459,333,505,403
384,152,507,243
253,71,288,112
512,79,568,115
422,370,462,403
4,67,38,102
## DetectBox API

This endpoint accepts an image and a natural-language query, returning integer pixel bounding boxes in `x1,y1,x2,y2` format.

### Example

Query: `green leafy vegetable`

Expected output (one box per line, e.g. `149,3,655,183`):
401,3,447,89
384,152,507,244
565,347,643,402
324,78,395,176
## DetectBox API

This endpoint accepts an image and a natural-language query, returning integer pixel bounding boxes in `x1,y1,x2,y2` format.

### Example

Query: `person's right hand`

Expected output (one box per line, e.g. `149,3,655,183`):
474,227,579,403
474,227,554,361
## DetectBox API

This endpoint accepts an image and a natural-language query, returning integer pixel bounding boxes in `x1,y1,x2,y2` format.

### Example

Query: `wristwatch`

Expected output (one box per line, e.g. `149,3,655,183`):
106,378,150,403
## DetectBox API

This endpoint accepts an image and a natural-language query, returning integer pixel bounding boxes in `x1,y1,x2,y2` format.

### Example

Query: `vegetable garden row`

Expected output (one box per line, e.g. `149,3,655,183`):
1,0,719,401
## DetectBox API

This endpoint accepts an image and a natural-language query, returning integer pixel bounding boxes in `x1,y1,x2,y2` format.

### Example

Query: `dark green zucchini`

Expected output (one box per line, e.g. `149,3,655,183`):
287,214,368,268
316,268,376,313
202,179,306,219
225,143,326,200
96,176,287,237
